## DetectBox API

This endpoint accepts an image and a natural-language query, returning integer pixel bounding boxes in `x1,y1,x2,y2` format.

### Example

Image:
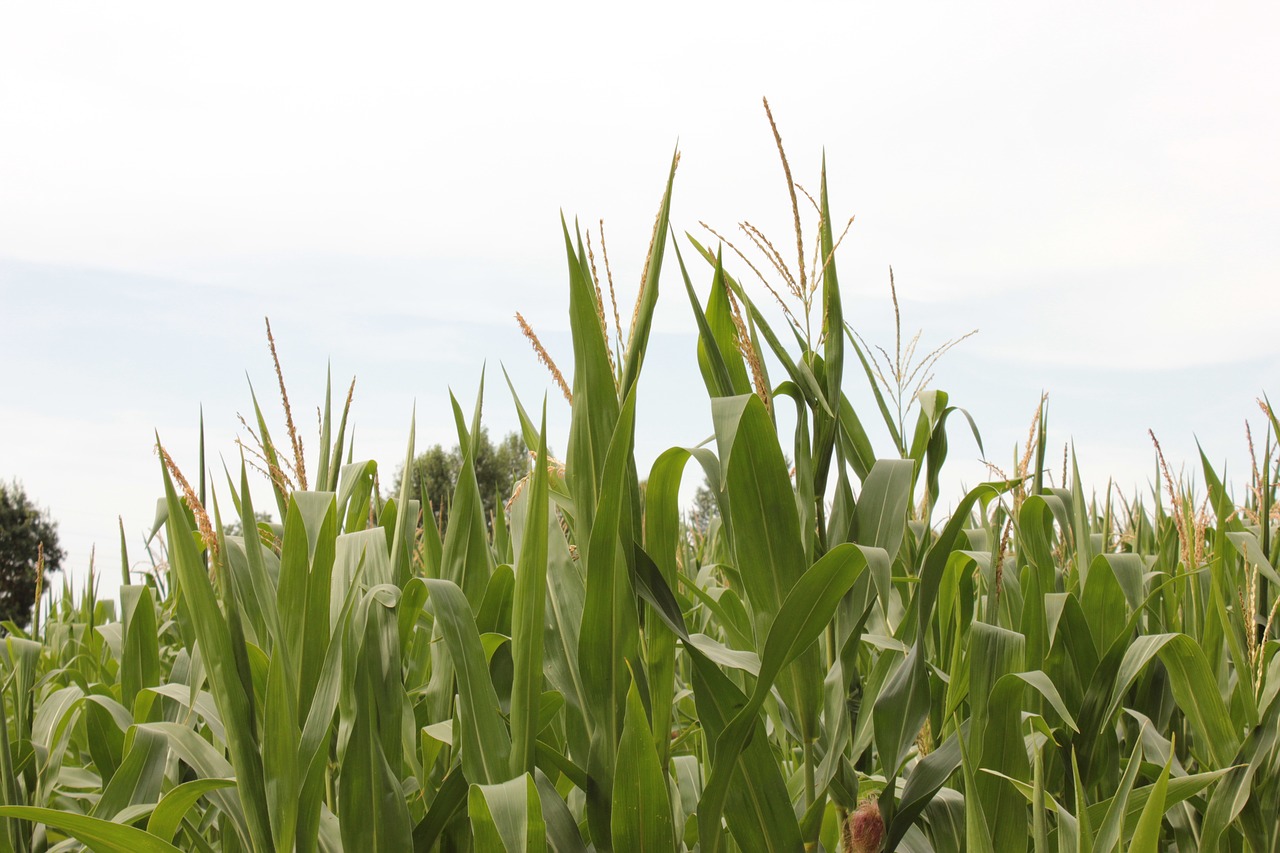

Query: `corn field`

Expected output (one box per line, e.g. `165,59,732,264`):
2,137,1278,852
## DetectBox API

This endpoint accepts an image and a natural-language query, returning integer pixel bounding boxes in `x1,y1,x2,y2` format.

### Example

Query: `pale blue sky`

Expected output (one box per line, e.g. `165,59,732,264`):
2,1,1277,589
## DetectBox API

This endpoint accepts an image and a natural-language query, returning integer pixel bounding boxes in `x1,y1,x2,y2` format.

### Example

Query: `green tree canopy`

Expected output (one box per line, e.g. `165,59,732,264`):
392,429,529,530
223,510,274,538
688,478,719,536
0,480,64,628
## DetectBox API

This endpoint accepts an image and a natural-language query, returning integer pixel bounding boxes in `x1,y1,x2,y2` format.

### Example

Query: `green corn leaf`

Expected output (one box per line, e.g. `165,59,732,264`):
640,444,684,769
294,492,339,721
119,514,131,588
980,677,1034,848
138,722,251,845
441,394,494,606
967,623,1024,760
836,395,877,483
510,403,550,778
853,458,915,565
873,643,932,787
712,394,822,740
264,647,300,852
844,325,904,454
564,216,621,547
1080,555,1128,653
1072,748,1094,851
672,240,746,399
577,387,640,847
1105,633,1238,767
611,677,676,851
426,578,512,785
477,565,515,636
328,373,356,493
631,546,804,851
223,459,289,672
1069,447,1096,581
1096,768,1234,840
618,148,678,399
119,585,161,712
83,694,127,784
92,725,168,820
469,774,548,853
503,363,544,456
688,653,804,852
158,449,273,852
994,762,1232,842
689,234,828,416
535,769,589,853
1031,744,1049,853
246,381,291,522
0,807,183,853
337,585,412,852
956,724,996,853
335,459,377,532
1011,671,1078,732
316,367,334,492
1093,735,1145,853
697,544,872,852
1226,530,1280,588
389,412,417,587
528,482,589,724
147,779,237,845
885,721,969,850
875,481,1016,790
818,155,845,413
1199,695,1280,851
1130,741,1174,852
968,627,1028,853
643,444,720,770
411,768,468,851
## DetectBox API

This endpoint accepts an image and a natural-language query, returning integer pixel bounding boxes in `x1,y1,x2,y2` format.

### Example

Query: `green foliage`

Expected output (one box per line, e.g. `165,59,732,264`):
687,478,718,538
221,510,272,538
0,480,63,627
2,137,1277,853
393,428,527,530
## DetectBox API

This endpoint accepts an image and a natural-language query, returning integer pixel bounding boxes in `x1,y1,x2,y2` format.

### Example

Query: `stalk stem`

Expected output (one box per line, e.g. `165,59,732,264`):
802,737,816,809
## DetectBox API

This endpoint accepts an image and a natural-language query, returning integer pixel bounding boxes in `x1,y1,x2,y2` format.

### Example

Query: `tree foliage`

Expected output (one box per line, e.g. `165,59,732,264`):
688,477,719,536
393,429,528,529
222,510,274,538
0,480,64,628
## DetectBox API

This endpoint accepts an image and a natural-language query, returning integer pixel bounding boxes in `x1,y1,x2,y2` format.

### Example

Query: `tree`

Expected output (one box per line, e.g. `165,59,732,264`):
223,510,274,538
393,429,530,530
0,481,64,627
688,477,720,537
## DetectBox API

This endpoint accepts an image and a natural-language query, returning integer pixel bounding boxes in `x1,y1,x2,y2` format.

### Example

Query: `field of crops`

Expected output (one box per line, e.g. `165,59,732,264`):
1,137,1277,852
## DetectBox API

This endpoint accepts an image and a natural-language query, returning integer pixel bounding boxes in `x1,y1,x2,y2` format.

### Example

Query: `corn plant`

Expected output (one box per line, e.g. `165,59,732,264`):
1,111,1277,852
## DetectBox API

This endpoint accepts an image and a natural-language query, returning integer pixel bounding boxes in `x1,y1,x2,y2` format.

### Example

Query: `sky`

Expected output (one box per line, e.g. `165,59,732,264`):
2,1,1278,594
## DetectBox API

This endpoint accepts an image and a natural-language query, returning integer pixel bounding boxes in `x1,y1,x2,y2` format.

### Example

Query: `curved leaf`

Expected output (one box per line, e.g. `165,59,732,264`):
0,806,182,853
